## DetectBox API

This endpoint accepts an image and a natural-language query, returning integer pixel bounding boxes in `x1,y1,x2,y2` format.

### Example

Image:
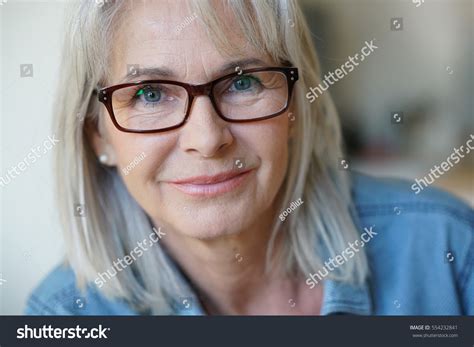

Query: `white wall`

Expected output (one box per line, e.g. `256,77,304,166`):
1,0,68,314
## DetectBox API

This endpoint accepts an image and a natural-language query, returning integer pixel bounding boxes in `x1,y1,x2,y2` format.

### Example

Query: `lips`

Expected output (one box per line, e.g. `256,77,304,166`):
170,169,252,185
167,169,253,197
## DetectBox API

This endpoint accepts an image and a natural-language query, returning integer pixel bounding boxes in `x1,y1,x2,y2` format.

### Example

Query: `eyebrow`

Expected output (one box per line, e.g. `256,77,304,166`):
119,57,268,84
218,58,268,75
120,66,174,83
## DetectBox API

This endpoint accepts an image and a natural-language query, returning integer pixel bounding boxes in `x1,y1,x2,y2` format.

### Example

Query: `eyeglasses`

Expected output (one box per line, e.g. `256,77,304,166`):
96,66,299,133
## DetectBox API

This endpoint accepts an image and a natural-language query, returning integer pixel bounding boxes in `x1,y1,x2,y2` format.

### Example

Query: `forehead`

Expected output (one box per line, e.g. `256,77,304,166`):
110,0,270,84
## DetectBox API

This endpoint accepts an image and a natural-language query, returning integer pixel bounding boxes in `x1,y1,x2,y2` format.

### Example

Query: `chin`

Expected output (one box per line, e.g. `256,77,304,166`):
170,208,251,240
153,191,257,238
186,228,239,240
175,221,243,240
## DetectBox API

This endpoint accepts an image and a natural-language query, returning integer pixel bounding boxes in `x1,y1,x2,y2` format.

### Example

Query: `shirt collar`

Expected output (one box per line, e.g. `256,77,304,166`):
165,244,373,315
320,278,372,315
171,278,373,316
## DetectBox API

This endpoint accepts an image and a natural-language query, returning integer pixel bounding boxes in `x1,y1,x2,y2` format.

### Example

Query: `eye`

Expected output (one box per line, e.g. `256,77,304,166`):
230,75,260,91
136,87,161,103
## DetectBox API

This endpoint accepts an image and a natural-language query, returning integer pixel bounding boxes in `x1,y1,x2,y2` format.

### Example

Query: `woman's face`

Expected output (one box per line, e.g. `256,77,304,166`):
95,0,292,239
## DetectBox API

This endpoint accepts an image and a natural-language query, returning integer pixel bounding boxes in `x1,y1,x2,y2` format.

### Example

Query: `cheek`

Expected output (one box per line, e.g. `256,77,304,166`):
103,112,168,172
105,123,175,198
112,139,176,222
262,124,289,187
237,117,290,196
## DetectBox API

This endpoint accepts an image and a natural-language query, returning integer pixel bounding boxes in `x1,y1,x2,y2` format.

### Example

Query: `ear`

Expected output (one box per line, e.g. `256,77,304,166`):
85,120,118,167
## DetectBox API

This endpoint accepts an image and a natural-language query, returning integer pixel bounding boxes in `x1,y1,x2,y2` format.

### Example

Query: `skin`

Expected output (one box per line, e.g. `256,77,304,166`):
90,0,323,315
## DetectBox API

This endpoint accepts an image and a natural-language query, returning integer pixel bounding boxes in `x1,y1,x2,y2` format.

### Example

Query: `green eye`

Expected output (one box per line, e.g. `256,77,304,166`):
136,88,161,103
233,76,253,91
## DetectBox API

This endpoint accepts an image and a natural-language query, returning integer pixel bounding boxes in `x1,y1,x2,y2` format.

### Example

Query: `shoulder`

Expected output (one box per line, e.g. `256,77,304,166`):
350,171,473,243
350,172,474,314
352,172,472,220
25,263,137,315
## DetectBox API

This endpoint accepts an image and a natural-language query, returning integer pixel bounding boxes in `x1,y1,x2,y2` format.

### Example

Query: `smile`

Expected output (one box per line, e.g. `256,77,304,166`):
167,169,253,197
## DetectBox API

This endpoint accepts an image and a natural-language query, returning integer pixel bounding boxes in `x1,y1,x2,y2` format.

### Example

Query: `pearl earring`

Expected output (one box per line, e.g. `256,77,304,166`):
99,154,108,164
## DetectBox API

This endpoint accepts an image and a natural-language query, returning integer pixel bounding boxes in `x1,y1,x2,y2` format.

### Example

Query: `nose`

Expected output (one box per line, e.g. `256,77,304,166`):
178,95,233,158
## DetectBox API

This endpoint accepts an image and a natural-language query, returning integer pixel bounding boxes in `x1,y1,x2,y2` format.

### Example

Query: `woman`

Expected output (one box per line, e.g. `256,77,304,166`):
26,0,473,315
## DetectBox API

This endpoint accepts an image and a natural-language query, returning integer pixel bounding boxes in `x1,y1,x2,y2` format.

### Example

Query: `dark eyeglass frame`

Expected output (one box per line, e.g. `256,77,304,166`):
96,66,299,134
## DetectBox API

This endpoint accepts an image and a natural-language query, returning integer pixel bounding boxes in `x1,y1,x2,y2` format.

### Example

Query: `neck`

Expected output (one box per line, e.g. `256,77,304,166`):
159,205,286,315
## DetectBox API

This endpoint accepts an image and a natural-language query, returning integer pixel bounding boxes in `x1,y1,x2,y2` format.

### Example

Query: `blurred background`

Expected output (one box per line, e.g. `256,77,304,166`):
0,0,473,314
301,0,473,204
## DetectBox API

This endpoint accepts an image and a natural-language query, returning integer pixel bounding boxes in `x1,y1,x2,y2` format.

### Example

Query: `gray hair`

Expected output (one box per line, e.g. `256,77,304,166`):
54,0,368,314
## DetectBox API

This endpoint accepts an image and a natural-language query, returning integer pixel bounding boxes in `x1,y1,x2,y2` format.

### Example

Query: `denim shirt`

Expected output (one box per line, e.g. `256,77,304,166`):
25,173,474,315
